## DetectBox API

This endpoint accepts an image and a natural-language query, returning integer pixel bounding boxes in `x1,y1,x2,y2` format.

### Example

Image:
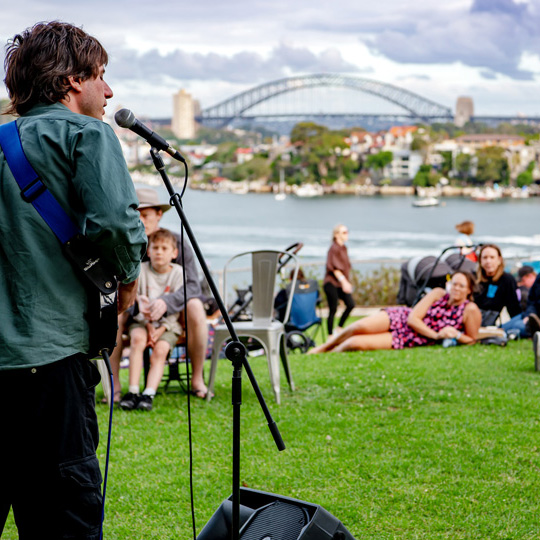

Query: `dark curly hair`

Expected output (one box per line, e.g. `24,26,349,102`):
3,21,108,116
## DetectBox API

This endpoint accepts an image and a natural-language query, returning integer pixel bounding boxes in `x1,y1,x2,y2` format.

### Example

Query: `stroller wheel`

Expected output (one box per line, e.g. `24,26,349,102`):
286,331,314,354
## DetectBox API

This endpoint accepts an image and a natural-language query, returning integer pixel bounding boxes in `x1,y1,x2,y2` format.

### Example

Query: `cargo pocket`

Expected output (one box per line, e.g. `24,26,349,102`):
58,454,103,537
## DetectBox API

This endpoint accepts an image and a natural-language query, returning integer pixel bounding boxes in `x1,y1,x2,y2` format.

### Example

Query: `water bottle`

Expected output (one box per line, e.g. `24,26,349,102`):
442,338,457,348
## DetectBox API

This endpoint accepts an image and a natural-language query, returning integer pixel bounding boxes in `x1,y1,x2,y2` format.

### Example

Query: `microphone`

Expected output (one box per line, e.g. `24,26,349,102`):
114,108,186,163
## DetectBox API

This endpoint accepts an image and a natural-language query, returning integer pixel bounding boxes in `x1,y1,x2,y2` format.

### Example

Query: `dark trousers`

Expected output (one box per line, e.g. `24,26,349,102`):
0,355,103,540
324,282,355,335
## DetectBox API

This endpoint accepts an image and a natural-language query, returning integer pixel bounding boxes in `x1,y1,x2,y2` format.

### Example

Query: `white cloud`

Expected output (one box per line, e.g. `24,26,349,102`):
2,1,540,117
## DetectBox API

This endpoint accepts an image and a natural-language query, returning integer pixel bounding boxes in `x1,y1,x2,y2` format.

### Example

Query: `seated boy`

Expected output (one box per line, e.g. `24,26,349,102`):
120,229,183,411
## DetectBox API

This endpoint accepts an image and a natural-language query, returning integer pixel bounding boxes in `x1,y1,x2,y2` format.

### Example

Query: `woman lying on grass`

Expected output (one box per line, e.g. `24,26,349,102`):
309,271,481,353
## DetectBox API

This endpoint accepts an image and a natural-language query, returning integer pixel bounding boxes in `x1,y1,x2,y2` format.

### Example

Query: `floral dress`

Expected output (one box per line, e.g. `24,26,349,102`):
384,294,469,350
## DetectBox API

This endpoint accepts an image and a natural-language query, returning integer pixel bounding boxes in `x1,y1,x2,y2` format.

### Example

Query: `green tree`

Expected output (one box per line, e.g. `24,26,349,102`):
211,142,239,164
475,146,509,185
455,153,472,181
230,156,271,182
411,132,429,152
290,122,328,144
516,161,535,188
413,164,440,187
365,151,393,181
289,121,353,184
438,151,453,176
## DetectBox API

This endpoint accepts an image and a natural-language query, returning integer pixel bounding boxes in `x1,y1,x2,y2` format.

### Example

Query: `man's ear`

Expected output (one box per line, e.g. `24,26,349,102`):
66,75,83,94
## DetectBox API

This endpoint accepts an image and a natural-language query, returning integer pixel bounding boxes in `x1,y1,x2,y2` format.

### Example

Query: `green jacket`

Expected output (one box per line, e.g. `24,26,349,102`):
0,103,147,369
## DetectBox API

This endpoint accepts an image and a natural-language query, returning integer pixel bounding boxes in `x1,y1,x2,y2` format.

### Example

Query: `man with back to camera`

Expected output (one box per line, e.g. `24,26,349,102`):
0,21,147,539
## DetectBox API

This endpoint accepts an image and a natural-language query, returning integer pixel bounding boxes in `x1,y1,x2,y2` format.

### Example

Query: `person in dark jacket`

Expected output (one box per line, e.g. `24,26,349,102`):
474,244,521,325
323,224,355,336
502,271,540,338
517,265,537,311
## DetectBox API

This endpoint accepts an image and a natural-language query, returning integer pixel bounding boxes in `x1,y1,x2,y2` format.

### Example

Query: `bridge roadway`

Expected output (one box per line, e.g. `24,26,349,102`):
196,112,540,126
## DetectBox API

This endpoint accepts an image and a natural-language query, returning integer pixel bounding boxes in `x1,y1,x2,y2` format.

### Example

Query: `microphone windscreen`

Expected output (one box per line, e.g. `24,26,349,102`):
115,108,135,128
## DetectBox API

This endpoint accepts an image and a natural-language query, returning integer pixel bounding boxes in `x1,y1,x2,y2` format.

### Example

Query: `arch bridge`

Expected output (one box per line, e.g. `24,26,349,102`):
197,74,453,127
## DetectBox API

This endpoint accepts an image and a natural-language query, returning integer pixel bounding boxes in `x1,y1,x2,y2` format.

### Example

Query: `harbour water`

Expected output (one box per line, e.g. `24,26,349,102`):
140,183,540,275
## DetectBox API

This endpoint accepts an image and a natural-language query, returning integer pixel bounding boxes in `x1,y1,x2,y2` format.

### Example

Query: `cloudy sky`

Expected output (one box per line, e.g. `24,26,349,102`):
2,0,540,120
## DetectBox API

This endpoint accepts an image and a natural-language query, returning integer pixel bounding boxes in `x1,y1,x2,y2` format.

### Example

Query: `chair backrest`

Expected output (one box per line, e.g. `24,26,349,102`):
223,250,299,325
289,289,319,330
286,279,319,329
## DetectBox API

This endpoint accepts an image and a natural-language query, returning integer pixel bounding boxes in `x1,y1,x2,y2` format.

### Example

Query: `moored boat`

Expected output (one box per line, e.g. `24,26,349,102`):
412,196,439,207
294,183,324,198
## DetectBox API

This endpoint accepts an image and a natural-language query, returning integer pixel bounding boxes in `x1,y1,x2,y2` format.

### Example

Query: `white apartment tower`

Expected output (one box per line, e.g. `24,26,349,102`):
455,96,474,127
172,89,197,139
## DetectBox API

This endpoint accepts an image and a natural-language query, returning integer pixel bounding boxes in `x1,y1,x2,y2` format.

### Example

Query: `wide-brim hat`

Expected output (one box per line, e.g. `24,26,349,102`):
136,188,171,212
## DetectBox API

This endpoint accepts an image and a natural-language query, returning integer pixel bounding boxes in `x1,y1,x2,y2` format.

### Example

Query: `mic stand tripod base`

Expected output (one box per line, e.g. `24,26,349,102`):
147,147,285,540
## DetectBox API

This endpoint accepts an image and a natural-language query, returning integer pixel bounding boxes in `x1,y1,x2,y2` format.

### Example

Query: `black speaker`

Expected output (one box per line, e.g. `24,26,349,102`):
197,488,356,540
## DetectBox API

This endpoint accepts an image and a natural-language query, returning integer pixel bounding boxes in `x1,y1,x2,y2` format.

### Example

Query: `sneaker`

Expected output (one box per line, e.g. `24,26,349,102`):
507,329,520,341
534,332,540,372
119,392,140,411
527,313,540,336
136,394,154,411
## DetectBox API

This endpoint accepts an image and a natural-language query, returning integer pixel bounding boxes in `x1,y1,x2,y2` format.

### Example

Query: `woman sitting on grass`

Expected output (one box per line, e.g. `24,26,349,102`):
309,271,481,354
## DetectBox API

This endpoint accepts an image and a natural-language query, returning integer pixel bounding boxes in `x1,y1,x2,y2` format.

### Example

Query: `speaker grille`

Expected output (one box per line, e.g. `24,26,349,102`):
240,500,309,540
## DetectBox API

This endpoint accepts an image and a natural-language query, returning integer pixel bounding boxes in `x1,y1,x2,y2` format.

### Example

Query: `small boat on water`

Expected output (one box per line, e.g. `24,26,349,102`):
510,186,530,199
470,186,502,202
412,196,439,208
294,183,324,198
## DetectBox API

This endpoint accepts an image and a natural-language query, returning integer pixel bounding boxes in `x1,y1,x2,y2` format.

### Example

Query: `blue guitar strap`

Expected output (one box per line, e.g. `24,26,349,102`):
0,120,117,297
0,120,79,243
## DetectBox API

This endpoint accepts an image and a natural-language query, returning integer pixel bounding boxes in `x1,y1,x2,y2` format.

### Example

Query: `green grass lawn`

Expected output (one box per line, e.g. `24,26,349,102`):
3,340,540,539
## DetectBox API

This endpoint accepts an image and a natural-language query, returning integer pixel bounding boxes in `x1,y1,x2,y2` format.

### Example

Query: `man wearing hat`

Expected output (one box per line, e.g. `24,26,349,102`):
109,187,210,399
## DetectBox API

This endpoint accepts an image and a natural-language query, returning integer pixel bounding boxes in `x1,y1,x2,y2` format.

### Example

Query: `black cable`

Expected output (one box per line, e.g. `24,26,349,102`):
173,164,197,540
99,348,115,540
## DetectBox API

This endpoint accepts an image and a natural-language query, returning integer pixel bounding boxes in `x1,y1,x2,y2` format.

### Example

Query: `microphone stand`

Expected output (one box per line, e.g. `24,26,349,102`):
148,148,286,540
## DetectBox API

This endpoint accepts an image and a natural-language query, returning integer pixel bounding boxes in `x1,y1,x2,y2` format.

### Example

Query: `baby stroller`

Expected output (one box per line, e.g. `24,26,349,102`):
397,245,479,307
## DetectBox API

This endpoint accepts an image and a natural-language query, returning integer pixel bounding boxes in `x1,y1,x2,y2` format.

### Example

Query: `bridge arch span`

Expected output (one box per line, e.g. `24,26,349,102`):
199,74,452,125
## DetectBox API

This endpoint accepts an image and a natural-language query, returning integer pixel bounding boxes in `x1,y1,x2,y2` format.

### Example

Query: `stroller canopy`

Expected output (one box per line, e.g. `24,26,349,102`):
397,250,478,307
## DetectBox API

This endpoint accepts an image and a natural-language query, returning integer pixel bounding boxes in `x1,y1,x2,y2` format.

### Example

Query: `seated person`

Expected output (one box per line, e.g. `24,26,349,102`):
309,271,481,353
517,265,536,311
109,188,211,402
502,270,540,338
120,229,183,411
473,244,521,326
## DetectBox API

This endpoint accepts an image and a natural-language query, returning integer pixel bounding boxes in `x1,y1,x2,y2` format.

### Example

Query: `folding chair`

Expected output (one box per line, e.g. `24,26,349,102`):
207,250,299,404
284,279,325,352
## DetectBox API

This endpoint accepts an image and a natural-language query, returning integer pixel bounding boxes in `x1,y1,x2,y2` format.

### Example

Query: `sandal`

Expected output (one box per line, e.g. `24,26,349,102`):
190,388,214,400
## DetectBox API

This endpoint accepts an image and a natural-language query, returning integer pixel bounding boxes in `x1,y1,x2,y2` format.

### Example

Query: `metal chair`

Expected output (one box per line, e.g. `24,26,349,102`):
207,250,299,404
